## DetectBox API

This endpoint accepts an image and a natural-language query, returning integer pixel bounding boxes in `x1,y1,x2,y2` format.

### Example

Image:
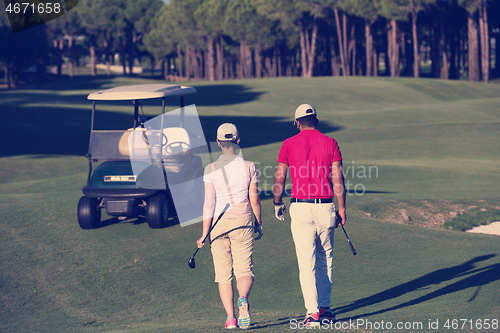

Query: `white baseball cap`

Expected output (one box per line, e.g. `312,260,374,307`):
217,123,239,141
294,104,317,124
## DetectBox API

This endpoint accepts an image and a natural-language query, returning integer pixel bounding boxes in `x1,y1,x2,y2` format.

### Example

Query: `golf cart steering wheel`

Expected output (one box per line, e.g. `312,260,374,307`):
142,131,168,148
164,141,190,155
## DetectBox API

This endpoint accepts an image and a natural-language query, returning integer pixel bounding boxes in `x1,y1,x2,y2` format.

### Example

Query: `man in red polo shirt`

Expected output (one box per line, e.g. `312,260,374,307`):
273,104,346,327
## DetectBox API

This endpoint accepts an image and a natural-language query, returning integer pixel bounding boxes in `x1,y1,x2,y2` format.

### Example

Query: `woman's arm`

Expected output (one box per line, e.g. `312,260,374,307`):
249,182,261,224
197,181,216,248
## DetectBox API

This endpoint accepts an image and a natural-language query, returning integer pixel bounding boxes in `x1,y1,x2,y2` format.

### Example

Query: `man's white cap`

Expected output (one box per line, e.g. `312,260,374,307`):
294,104,317,124
217,123,239,141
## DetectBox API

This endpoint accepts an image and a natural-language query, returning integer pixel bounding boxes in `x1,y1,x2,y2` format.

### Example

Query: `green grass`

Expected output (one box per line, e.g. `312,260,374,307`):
1,75,499,332
444,210,500,231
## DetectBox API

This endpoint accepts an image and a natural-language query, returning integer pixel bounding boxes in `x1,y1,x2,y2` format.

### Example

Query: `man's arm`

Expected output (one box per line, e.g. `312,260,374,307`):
332,160,346,225
273,162,288,220
273,162,288,204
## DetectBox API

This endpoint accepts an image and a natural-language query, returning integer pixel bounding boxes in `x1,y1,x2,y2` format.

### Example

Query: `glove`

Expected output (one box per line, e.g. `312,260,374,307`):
254,221,263,240
274,201,286,221
334,210,345,228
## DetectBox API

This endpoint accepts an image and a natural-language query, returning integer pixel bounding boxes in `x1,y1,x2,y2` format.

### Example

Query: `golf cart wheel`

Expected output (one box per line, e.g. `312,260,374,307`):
78,196,102,229
147,193,170,228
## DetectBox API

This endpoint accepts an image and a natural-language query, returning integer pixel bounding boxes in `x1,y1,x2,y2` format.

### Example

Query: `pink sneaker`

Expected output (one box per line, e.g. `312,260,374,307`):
303,312,320,327
225,317,237,329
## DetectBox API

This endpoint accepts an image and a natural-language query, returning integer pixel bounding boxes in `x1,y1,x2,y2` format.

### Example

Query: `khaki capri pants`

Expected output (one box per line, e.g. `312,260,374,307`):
210,217,254,284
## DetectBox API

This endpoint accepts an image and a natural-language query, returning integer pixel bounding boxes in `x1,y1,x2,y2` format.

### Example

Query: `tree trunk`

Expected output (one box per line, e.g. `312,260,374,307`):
479,0,489,82
349,23,355,75
197,49,204,79
365,19,373,76
226,54,234,79
239,41,252,78
334,8,348,76
299,18,319,77
106,59,111,76
103,39,111,76
285,52,292,76
439,35,450,79
496,32,500,78
299,20,307,77
255,47,262,78
128,33,136,76
343,12,349,75
69,36,75,77
194,49,200,79
54,38,63,76
247,44,253,78
216,36,224,80
150,55,155,78
276,46,282,77
387,22,393,76
238,42,244,79
468,11,480,82
308,18,318,77
121,56,127,76
189,47,196,79
185,45,192,79
207,38,215,81
272,49,278,77
411,3,420,78
118,32,126,76
264,53,270,77
438,13,450,80
6,64,11,89
449,14,458,80
177,44,184,77
400,32,407,73
387,19,399,77
162,58,166,79
90,45,96,76
330,34,340,76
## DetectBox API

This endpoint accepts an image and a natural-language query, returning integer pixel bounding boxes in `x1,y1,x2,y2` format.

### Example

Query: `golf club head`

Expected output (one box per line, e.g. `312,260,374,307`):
188,256,195,269
339,223,357,256
188,204,229,270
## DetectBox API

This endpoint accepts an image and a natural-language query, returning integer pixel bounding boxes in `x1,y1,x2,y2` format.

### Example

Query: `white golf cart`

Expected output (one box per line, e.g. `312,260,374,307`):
78,84,203,229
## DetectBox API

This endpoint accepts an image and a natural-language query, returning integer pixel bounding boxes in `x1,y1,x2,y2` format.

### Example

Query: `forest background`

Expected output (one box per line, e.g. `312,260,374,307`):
0,0,499,88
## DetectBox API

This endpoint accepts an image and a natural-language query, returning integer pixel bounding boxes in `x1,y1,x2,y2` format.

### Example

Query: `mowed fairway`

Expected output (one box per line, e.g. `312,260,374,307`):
0,76,499,333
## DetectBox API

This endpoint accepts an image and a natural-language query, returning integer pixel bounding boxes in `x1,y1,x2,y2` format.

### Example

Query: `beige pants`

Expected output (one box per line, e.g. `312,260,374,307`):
290,202,337,314
210,217,254,284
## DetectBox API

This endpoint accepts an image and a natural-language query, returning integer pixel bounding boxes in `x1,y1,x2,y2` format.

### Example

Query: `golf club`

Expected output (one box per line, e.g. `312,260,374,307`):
337,215,357,255
188,203,230,269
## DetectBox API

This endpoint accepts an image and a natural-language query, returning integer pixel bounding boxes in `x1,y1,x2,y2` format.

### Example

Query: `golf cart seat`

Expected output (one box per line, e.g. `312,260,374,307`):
161,127,192,173
118,127,192,172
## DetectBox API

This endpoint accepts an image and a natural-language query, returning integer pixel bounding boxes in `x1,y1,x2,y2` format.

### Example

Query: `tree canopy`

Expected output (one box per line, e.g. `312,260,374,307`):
0,0,498,86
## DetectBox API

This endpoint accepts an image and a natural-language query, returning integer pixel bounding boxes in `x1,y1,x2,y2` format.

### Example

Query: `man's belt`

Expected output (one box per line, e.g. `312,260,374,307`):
291,198,333,204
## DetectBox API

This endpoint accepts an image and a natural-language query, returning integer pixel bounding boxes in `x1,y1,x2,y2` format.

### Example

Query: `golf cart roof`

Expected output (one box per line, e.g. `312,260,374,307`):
87,84,197,101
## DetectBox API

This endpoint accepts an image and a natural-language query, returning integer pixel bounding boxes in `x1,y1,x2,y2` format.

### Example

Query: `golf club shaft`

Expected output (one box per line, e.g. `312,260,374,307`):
197,203,230,250
340,222,357,255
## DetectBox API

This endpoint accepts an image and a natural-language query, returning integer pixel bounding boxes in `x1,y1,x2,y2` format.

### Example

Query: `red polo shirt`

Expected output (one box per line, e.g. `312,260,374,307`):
278,129,342,199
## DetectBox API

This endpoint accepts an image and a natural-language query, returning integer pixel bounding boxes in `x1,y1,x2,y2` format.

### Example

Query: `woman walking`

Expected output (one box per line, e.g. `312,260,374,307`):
197,123,262,329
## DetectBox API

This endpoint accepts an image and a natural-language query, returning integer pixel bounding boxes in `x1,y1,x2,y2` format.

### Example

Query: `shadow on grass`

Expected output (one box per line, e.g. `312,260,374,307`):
0,107,342,157
250,315,303,330
0,78,342,157
95,215,180,229
335,254,499,320
259,190,395,201
188,84,264,107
